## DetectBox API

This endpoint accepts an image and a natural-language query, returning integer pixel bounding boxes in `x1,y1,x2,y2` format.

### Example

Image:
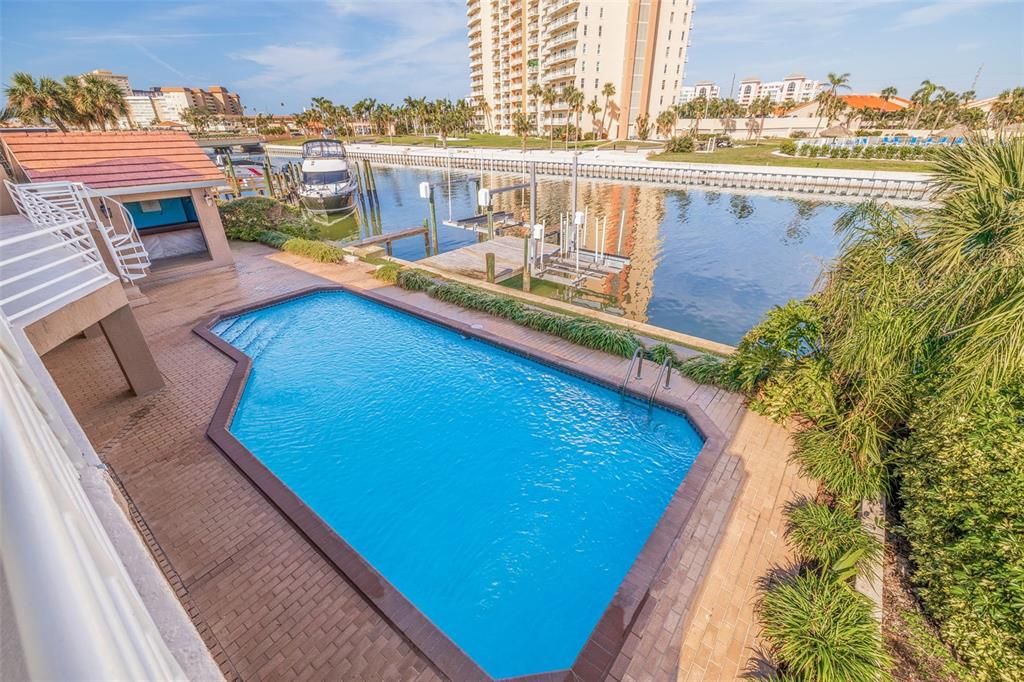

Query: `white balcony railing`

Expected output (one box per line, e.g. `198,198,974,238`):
7,180,151,284
0,312,185,680
0,190,116,325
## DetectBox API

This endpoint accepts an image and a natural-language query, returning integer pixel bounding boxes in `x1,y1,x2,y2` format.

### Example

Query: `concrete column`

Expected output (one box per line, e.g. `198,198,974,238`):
98,305,164,396
189,188,234,267
82,323,104,339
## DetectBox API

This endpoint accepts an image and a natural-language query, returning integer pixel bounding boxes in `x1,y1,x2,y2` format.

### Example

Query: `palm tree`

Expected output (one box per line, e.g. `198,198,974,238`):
910,79,938,129
81,75,127,131
880,86,898,102
600,82,616,139
811,72,851,136
990,87,1024,131
475,97,492,133
749,95,774,145
586,96,601,138
512,111,532,151
716,98,742,139
826,72,852,96
541,85,558,150
4,72,70,131
181,106,214,135
566,86,585,149
686,94,708,135
655,108,676,139
635,112,651,140
528,83,544,135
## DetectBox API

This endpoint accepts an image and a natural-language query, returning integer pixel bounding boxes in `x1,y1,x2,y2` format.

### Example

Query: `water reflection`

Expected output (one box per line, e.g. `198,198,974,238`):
264,156,845,345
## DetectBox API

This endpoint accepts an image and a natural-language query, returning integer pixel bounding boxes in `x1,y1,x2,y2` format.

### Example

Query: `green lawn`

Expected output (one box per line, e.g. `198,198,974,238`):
271,133,608,150
651,140,934,173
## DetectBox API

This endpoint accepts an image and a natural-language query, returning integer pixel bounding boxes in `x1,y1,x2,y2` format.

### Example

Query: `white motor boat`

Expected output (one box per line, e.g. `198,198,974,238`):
297,139,357,214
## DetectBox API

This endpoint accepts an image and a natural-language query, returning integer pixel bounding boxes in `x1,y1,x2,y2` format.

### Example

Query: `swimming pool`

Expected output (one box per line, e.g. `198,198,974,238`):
207,290,708,678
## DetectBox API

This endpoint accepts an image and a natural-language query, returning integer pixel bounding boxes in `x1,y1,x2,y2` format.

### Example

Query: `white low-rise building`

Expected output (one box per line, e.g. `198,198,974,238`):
737,74,821,105
679,81,720,103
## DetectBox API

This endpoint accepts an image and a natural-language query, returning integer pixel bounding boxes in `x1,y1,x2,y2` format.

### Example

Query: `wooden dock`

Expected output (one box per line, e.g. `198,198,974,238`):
419,237,558,281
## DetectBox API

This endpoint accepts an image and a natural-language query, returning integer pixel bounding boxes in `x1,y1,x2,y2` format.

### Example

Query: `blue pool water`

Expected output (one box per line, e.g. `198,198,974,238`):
213,291,704,677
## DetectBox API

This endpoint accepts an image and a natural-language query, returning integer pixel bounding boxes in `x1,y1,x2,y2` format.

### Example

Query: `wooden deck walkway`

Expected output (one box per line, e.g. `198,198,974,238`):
419,236,558,281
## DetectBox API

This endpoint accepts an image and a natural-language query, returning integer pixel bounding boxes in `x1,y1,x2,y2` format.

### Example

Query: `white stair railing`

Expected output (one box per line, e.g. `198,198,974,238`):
0,188,116,324
6,180,151,283
0,312,186,680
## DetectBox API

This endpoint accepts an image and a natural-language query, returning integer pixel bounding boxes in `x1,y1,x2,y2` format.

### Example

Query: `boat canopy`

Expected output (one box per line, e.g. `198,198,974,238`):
301,139,347,158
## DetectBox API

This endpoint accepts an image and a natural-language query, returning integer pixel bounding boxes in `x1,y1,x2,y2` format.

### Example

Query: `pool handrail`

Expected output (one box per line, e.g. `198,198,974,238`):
619,347,644,394
648,357,673,408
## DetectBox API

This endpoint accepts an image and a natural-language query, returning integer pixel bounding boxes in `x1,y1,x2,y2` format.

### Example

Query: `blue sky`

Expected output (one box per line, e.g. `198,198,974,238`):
1,0,1021,113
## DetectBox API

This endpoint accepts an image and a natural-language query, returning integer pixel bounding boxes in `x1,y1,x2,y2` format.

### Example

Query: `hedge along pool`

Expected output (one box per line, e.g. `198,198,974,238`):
261,155,847,346
211,290,705,678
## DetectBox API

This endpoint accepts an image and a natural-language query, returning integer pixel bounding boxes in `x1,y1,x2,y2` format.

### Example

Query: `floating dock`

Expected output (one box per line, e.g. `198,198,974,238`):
419,237,558,282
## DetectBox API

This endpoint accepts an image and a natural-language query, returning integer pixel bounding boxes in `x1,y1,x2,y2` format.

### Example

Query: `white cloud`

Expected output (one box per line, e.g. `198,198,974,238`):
234,0,470,101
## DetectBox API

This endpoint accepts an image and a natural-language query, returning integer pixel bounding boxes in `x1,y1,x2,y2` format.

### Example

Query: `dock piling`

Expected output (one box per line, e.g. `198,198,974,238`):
485,252,496,283
522,236,531,293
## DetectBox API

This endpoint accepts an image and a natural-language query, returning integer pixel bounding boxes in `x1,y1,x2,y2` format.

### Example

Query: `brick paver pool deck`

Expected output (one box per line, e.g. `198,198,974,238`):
43,242,812,681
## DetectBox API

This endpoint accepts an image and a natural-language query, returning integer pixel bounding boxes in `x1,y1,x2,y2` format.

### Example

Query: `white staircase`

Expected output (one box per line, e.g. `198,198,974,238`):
0,192,116,325
5,180,151,283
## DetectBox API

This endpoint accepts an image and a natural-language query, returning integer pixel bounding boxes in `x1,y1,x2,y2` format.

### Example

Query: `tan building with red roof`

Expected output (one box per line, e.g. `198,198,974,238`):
786,93,912,118
1,130,233,278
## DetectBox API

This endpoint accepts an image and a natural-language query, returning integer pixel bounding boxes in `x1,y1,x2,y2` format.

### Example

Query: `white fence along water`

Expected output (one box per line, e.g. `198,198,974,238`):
265,143,933,201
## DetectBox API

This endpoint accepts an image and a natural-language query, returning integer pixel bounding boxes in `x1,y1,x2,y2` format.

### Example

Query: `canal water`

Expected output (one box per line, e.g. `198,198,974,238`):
264,156,846,346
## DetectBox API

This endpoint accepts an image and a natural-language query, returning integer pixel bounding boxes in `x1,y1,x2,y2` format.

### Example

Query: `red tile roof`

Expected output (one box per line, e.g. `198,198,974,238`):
0,131,223,190
839,95,906,112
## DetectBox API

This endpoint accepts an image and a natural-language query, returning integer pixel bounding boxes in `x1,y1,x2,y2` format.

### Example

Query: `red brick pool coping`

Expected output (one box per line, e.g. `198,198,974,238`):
193,283,727,682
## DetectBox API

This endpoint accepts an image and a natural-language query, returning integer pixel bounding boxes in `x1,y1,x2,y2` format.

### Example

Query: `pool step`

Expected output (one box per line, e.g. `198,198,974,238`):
244,323,284,359
231,318,275,353
217,316,258,345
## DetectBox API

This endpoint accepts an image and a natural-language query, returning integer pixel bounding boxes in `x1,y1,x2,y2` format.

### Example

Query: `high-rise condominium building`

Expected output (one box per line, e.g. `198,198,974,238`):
467,0,694,139
84,70,133,97
150,86,244,120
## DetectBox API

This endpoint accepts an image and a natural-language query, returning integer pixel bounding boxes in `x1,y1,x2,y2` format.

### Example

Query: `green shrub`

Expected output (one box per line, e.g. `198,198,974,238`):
779,140,798,156
647,342,677,365
373,262,402,283
254,230,292,249
676,354,740,389
790,130,809,139
791,427,887,503
219,196,320,241
757,571,891,681
396,268,437,292
785,500,881,572
897,385,1024,680
666,135,695,153
281,238,345,263
393,271,642,357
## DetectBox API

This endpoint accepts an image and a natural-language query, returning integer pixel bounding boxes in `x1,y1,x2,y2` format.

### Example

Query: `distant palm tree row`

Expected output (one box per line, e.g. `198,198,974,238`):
4,72,128,131
293,97,478,148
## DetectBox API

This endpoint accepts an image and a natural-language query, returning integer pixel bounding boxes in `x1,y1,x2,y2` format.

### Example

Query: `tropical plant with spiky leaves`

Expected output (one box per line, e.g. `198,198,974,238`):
757,571,891,681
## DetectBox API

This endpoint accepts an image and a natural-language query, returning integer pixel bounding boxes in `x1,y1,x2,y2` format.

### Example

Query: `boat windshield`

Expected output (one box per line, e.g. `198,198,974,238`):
301,140,347,158
303,170,350,185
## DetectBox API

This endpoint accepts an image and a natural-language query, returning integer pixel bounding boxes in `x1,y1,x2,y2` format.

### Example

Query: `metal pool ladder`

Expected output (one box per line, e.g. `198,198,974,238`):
648,357,673,407
619,348,644,395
